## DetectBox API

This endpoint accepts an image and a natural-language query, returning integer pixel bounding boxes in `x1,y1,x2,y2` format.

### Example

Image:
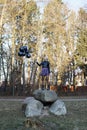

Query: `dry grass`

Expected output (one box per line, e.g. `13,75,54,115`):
0,100,87,130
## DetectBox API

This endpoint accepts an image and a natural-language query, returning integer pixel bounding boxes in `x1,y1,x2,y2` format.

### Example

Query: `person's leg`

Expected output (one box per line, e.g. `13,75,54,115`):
39,76,44,90
45,76,49,90
41,76,45,90
39,76,41,89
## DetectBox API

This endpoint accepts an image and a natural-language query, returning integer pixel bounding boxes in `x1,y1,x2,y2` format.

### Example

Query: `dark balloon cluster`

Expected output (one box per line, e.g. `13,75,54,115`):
18,46,31,58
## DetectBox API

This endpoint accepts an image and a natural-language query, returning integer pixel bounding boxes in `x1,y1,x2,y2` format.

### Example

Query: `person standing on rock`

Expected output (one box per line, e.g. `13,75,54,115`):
36,56,50,90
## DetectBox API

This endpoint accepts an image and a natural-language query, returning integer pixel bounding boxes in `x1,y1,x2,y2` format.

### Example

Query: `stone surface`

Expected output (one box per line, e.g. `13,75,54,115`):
25,98,43,117
49,99,67,116
22,97,35,112
22,91,67,117
33,89,58,102
22,97,35,104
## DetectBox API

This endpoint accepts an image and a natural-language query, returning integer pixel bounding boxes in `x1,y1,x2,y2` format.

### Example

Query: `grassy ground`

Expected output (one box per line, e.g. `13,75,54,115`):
0,100,87,130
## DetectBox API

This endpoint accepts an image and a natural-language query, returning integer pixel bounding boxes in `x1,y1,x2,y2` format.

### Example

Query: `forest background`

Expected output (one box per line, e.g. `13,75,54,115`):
0,0,87,96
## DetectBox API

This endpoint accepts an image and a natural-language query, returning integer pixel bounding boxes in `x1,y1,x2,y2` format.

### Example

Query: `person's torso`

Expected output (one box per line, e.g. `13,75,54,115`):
41,61,49,68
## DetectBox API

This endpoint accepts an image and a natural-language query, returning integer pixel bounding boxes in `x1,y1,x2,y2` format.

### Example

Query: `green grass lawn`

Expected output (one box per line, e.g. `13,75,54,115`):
0,100,87,130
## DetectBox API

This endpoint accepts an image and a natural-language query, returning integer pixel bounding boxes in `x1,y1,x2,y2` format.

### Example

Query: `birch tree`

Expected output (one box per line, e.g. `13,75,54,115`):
42,0,70,84
0,0,40,94
76,9,87,80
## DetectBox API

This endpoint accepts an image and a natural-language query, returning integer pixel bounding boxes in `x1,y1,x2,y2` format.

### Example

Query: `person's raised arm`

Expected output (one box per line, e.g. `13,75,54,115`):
36,61,42,66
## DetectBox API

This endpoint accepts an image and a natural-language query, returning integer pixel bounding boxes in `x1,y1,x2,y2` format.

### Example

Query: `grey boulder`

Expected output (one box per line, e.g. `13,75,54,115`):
49,99,67,116
25,98,43,117
33,89,58,102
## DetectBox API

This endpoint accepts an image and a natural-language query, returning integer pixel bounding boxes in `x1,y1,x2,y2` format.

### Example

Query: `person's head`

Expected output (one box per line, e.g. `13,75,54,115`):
44,56,48,61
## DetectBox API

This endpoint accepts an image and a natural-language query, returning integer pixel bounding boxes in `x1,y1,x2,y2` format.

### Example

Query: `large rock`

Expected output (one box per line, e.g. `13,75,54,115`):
49,99,67,116
23,97,35,104
22,97,35,112
25,98,43,117
33,89,58,102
